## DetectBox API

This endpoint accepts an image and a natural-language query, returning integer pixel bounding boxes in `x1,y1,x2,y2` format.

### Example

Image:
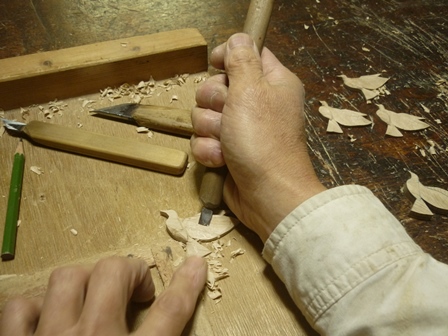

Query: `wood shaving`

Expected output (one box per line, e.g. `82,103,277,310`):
30,166,44,175
193,74,209,83
318,101,372,133
207,287,222,302
376,104,430,137
136,126,150,133
20,108,30,120
70,228,78,236
170,95,178,103
420,104,430,113
420,148,426,157
230,248,245,262
80,99,96,108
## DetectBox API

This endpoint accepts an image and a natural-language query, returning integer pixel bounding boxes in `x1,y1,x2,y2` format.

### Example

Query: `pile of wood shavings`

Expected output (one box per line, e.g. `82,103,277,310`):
100,74,193,103
204,239,246,303
38,100,68,119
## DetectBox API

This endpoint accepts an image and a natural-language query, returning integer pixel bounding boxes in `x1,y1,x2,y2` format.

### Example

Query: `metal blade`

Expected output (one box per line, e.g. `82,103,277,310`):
198,207,213,226
1,119,26,132
91,103,139,121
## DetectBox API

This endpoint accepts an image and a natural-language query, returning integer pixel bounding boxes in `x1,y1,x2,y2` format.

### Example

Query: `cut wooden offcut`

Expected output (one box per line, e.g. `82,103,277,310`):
404,171,448,220
0,28,208,110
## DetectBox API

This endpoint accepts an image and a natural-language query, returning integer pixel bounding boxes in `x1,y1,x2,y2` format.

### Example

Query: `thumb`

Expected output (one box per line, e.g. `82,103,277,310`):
224,33,264,85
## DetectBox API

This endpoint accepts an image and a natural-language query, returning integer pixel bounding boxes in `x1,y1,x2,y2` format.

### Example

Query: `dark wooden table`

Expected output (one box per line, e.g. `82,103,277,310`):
1,0,447,292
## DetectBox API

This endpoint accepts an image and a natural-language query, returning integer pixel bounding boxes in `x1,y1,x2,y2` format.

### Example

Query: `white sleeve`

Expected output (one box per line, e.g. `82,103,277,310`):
263,185,448,336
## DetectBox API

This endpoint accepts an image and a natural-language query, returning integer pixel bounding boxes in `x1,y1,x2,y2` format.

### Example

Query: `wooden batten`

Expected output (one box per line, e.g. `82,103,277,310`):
0,28,208,110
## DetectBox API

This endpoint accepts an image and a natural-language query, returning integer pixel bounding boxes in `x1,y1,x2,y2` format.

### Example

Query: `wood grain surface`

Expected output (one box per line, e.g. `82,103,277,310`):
1,1,447,335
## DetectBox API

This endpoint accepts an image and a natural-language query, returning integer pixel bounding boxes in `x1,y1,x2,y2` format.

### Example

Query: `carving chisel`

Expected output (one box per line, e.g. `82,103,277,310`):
1,119,187,175
92,103,193,137
198,0,274,225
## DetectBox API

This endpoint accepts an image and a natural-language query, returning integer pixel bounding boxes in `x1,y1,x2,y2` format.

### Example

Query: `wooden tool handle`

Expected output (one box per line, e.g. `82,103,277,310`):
199,166,227,209
24,121,188,175
243,0,275,51
199,0,274,210
133,105,194,137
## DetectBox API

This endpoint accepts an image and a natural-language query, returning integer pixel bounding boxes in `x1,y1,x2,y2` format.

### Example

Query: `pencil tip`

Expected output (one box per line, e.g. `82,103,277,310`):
16,139,24,155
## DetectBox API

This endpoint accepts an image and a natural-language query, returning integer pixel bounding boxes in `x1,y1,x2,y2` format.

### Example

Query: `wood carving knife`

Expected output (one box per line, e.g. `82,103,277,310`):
1,119,188,176
92,103,193,137
198,0,274,226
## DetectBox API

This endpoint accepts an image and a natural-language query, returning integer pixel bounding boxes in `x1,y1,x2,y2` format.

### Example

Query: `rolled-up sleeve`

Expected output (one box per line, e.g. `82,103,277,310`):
263,185,448,336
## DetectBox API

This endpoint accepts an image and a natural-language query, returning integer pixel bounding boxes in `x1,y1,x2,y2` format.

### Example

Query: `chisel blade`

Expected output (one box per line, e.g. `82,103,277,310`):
198,207,213,226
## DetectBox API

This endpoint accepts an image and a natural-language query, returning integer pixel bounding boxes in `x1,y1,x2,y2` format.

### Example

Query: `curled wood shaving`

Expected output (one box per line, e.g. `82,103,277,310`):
20,108,30,120
230,248,245,262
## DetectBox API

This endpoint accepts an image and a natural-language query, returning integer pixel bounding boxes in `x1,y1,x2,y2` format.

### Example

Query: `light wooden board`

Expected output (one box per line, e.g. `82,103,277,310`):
0,28,207,110
0,46,313,335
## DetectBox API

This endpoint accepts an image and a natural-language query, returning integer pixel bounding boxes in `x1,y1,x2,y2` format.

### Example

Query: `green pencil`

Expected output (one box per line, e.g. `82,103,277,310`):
1,139,25,261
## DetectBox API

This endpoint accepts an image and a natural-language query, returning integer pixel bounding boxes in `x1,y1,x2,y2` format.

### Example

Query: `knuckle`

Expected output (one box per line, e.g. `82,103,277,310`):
153,292,193,318
48,265,88,287
3,296,31,315
93,256,130,275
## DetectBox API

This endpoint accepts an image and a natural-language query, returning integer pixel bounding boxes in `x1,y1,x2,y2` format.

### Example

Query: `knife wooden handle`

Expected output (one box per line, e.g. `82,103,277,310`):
133,105,194,137
243,0,274,51
23,121,188,175
199,166,227,209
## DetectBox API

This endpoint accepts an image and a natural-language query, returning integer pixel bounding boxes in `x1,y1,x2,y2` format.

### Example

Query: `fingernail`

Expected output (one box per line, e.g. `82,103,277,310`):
227,33,255,50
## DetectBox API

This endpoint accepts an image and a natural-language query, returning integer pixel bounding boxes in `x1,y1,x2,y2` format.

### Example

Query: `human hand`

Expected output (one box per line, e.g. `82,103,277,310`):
191,33,326,242
0,256,207,336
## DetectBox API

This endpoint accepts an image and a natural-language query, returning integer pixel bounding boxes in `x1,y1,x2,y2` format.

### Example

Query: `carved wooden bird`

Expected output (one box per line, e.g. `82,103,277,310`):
339,74,390,100
376,104,429,137
405,171,448,220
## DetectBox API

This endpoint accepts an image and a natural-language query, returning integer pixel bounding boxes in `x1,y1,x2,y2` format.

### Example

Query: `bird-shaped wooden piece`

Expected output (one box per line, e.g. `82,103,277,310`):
318,101,372,133
339,74,390,101
376,104,429,137
160,210,239,242
404,171,448,220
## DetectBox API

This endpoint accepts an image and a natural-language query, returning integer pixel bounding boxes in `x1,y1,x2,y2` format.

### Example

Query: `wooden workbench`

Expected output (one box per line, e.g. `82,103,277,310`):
1,1,447,335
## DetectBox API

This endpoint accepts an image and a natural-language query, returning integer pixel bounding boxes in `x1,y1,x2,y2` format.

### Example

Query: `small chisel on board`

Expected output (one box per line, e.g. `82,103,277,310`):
198,0,274,226
92,103,193,137
1,119,188,176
